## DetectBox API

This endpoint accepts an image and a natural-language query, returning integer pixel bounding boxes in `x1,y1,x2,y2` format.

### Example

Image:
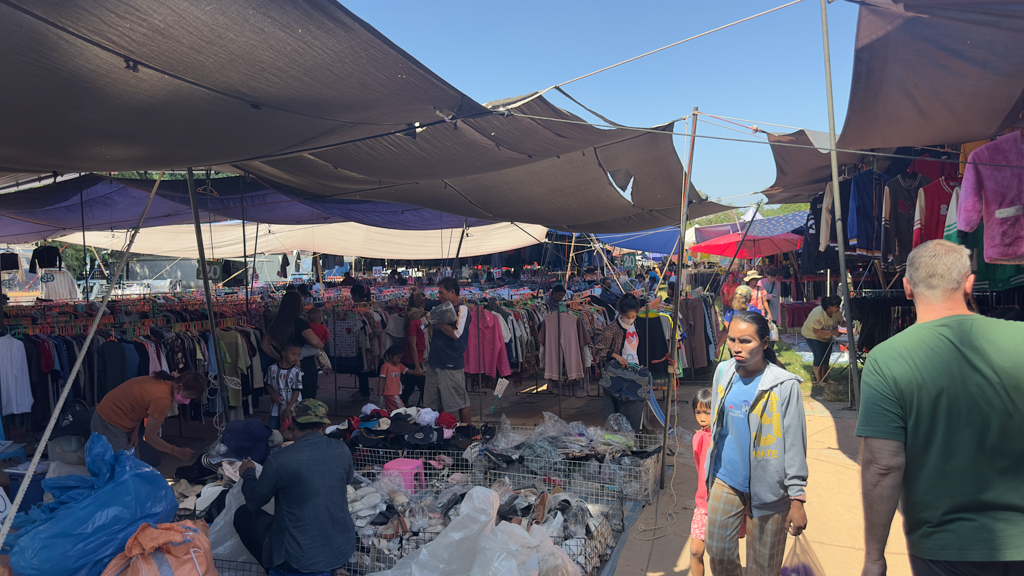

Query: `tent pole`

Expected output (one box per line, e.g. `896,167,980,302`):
80,185,89,300
241,180,249,319
709,203,762,305
564,233,577,284
819,0,860,408
452,218,469,275
187,168,231,423
663,107,698,489
251,222,260,297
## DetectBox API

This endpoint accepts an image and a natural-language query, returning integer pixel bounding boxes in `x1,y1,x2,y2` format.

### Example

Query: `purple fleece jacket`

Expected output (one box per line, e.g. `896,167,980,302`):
959,132,1024,264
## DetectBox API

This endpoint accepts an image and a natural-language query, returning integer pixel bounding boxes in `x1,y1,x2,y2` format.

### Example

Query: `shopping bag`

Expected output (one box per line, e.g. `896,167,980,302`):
781,534,827,576
768,318,780,341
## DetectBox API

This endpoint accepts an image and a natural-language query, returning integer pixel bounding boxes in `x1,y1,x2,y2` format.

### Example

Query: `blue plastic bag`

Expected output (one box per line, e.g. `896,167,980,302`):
8,433,178,576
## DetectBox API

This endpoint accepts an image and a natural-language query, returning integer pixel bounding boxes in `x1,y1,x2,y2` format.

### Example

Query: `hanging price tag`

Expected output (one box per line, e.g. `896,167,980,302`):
372,266,384,276
493,269,502,278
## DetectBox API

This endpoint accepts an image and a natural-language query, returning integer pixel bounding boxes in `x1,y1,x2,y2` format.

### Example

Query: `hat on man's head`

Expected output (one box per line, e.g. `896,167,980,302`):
292,399,330,425
743,271,763,282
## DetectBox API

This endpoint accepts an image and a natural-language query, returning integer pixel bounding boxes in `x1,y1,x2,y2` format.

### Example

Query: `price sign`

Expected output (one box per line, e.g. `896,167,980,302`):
493,269,502,278
521,271,532,281
252,272,259,284
443,269,453,277
621,253,638,271
40,272,55,283
372,266,383,276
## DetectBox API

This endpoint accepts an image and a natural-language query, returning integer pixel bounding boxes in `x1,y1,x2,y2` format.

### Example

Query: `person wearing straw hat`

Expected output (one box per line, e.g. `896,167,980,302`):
743,271,767,316
235,399,355,574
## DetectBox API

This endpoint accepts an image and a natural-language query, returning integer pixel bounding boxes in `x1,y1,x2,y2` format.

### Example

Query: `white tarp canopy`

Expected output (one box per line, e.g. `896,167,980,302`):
54,221,547,260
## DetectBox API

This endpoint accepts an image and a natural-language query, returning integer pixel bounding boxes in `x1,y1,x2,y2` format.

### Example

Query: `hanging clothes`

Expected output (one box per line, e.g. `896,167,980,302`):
913,175,960,248
959,132,1024,264
28,245,62,273
464,307,512,377
849,170,891,258
0,334,34,416
883,172,930,268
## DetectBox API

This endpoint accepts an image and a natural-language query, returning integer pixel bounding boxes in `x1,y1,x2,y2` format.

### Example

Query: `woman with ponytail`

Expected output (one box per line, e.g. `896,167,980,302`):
703,310,808,576
92,370,207,461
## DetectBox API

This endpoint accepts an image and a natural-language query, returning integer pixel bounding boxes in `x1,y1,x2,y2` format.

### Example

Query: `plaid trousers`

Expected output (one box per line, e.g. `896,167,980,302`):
706,479,790,576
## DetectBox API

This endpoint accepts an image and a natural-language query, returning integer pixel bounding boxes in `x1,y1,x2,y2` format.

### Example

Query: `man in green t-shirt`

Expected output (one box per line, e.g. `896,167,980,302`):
857,240,1024,576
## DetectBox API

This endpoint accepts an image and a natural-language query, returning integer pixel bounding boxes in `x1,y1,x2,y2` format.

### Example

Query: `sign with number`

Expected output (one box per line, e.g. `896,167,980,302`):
40,272,55,283
196,261,222,280
493,269,502,278
521,271,532,281
621,253,638,271
372,266,383,276
443,269,453,277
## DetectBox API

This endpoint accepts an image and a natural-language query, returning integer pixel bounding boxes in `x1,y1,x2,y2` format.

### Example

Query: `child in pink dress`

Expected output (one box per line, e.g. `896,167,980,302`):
691,387,745,576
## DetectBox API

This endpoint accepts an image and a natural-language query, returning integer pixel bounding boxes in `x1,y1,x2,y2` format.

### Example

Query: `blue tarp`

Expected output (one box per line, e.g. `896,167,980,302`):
0,175,496,243
595,211,808,254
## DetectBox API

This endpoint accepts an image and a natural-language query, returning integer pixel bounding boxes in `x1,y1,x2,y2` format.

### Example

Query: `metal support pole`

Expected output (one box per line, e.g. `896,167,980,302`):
564,233,577,284
556,302,562,418
250,222,260,297
241,181,249,318
663,108,699,489
819,0,861,408
187,168,231,422
80,185,89,300
452,218,469,274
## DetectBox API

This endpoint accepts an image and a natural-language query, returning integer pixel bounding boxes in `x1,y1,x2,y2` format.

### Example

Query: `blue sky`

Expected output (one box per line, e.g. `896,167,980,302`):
343,0,861,207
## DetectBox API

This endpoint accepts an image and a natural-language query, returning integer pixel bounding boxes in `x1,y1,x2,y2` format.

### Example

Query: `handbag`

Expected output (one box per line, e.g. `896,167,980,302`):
599,362,653,401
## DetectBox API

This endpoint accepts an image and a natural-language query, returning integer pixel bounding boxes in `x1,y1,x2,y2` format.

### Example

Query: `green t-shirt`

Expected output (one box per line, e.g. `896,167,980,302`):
856,314,1024,561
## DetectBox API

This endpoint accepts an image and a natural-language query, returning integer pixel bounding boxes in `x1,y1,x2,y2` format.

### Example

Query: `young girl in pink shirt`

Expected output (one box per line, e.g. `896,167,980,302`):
691,387,745,576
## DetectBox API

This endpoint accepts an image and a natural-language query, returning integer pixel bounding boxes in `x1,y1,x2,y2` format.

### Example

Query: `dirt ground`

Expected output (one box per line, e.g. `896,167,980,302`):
153,372,913,575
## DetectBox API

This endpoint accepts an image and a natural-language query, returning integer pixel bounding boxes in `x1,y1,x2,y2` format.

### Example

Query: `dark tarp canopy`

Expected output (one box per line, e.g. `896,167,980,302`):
762,130,867,204
764,1,1024,203
0,175,496,244
837,0,1024,152
0,0,729,232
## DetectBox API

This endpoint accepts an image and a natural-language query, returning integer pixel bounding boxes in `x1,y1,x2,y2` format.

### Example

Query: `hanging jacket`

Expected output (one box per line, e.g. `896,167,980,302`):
958,132,1024,264
704,359,807,517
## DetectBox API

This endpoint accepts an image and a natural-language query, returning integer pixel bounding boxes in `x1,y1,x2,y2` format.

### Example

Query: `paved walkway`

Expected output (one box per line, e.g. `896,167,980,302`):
611,383,912,576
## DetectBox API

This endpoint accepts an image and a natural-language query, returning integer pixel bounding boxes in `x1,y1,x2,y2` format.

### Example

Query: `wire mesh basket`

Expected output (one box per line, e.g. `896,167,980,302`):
213,560,264,576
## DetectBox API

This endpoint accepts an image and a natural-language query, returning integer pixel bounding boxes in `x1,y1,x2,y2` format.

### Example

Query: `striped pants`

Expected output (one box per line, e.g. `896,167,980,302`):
706,479,790,576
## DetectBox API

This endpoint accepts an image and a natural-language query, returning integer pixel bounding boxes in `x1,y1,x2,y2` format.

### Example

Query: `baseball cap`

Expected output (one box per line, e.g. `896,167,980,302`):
407,425,438,446
388,413,419,435
436,412,458,430
292,399,330,425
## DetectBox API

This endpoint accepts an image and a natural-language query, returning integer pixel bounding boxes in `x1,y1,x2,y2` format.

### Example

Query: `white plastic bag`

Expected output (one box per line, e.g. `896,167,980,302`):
368,487,580,576
209,463,273,563
781,534,827,576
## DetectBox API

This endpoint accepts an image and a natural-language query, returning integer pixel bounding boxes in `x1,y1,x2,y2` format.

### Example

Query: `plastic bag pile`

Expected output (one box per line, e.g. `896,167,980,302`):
367,486,580,576
7,433,178,576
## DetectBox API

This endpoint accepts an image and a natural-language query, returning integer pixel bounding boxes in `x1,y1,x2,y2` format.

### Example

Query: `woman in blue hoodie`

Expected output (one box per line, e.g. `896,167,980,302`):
704,310,808,576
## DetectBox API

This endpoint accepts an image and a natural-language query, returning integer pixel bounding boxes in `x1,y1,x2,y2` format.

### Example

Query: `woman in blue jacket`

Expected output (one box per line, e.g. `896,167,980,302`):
704,310,808,576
